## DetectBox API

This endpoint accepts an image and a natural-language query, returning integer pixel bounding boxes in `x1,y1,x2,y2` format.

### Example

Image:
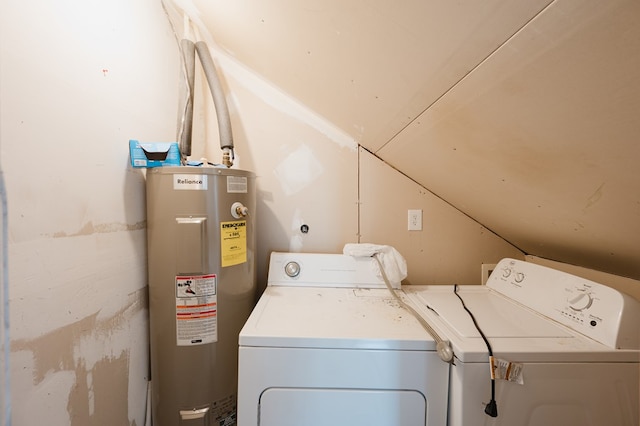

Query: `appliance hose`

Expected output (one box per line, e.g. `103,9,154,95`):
374,255,454,363
177,38,196,160
195,41,234,164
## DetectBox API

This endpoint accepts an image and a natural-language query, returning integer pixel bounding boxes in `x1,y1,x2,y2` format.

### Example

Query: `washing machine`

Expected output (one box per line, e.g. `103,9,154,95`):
237,252,451,426
403,258,640,426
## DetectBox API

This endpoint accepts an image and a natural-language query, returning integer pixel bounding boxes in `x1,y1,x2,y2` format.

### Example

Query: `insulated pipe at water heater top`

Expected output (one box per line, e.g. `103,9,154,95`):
195,42,234,167
177,39,196,159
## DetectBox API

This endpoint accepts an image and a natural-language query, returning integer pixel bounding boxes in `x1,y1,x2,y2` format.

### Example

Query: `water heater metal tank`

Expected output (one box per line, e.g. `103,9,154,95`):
146,166,256,426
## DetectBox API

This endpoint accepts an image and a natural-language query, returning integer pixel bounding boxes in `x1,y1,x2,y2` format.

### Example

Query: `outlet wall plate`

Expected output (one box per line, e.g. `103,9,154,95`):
408,209,422,231
481,263,497,285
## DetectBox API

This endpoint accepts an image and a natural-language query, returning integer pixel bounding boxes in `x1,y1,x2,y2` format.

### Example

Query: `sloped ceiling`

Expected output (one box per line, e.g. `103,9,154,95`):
192,0,640,280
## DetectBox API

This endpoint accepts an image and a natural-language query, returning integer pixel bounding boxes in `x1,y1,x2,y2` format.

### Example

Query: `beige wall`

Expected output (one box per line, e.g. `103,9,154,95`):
359,148,523,284
190,0,640,282
0,0,177,424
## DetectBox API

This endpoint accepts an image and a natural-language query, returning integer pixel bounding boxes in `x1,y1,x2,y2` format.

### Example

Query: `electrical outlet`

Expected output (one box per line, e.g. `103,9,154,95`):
408,209,422,231
481,263,497,285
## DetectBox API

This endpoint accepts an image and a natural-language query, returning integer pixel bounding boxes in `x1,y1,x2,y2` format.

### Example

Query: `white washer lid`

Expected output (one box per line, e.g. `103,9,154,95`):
420,287,571,339
239,286,438,351
403,286,640,363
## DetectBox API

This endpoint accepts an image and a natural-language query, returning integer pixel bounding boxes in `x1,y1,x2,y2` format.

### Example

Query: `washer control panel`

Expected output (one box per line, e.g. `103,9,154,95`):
487,258,640,349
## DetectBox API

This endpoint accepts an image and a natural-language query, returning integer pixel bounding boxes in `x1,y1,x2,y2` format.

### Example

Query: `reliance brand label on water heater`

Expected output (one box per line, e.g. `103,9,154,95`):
173,174,208,190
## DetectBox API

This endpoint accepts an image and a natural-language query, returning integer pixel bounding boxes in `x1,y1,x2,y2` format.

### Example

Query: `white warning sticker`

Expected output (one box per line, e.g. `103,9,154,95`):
226,175,248,193
175,274,217,346
489,356,524,385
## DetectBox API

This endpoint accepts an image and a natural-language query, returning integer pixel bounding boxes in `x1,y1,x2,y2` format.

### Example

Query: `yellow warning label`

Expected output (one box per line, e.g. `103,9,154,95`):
220,220,247,267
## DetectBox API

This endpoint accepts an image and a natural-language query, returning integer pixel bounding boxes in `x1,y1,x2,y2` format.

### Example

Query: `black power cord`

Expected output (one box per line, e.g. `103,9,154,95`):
454,284,498,418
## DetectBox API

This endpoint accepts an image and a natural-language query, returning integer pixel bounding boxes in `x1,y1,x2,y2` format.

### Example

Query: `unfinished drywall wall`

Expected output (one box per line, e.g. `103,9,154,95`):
187,0,640,283
0,0,179,423
212,52,362,292
380,0,640,280
181,11,524,291
359,148,524,284
11,286,146,425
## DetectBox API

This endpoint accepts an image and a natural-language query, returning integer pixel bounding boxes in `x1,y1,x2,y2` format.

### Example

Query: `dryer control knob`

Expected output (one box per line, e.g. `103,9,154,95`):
568,291,593,311
284,261,301,278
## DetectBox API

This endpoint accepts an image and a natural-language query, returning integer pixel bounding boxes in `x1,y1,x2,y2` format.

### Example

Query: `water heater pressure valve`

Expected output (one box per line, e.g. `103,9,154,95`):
231,202,249,219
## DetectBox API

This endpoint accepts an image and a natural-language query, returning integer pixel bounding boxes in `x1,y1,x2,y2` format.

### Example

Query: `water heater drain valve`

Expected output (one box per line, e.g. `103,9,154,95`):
231,202,249,218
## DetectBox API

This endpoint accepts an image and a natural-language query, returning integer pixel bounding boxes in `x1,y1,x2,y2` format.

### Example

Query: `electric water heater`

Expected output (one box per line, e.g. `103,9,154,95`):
146,166,256,426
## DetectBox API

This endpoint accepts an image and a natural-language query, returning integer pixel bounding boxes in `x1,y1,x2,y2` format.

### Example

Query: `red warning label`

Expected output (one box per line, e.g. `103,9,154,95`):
175,274,217,346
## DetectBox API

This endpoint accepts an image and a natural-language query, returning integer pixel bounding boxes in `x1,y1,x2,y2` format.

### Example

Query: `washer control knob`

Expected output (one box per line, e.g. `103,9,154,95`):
502,268,512,278
284,261,301,278
514,272,525,283
568,291,593,311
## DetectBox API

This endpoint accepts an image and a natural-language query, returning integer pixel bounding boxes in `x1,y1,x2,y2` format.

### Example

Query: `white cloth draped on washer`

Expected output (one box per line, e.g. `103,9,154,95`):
343,243,408,288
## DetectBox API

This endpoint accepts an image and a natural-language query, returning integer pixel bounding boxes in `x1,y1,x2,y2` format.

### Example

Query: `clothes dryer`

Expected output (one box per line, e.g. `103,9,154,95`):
237,252,450,426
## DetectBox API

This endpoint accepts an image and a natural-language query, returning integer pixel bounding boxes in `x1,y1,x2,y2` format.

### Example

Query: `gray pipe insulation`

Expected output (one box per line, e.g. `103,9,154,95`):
178,39,195,158
195,41,234,154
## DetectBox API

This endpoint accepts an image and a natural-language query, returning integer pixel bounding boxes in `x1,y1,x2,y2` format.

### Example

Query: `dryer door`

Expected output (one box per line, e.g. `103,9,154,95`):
259,388,426,426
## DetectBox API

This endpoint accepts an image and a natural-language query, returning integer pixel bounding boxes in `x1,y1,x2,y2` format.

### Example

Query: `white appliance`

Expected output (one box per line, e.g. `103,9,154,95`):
403,258,640,426
237,252,451,426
